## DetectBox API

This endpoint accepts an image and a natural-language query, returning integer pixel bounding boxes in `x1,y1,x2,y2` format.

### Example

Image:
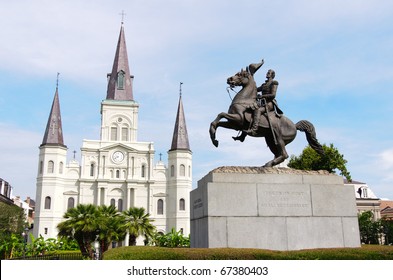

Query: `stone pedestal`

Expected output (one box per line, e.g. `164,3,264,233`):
190,167,361,250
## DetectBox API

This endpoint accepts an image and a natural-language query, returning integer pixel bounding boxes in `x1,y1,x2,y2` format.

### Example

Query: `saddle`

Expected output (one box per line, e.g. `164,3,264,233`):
244,110,281,129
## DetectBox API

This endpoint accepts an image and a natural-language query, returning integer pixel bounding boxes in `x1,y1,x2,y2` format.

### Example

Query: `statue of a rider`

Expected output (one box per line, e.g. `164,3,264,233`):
232,65,283,144
247,69,283,135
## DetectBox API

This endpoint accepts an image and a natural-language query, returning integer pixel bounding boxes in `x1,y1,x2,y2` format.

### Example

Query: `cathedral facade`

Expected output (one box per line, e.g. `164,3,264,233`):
33,24,192,242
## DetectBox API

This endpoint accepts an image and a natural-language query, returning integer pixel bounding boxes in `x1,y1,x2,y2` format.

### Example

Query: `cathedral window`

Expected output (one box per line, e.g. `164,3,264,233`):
90,163,95,177
44,196,51,209
157,199,164,215
117,71,125,90
48,161,54,173
141,165,146,178
180,164,185,176
39,161,43,174
116,170,120,178
110,199,116,207
67,197,75,210
171,165,175,177
188,165,191,177
111,127,118,141
179,198,185,211
118,199,123,211
59,162,64,174
121,127,128,141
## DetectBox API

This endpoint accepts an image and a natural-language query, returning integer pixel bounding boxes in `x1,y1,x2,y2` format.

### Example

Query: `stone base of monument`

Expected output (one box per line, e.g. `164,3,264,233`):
190,167,361,251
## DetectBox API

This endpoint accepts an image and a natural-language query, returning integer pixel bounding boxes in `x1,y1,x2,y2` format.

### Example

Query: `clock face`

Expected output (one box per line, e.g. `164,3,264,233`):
112,151,124,163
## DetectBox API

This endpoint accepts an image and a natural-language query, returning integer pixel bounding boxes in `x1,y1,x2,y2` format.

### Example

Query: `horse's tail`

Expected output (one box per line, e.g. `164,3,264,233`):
296,120,324,155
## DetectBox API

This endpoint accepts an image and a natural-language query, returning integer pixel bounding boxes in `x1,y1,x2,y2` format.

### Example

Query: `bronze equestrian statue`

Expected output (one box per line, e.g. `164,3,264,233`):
209,60,324,167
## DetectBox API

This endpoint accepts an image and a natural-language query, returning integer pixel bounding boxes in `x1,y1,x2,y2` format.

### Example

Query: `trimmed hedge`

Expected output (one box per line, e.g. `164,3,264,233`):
103,245,393,260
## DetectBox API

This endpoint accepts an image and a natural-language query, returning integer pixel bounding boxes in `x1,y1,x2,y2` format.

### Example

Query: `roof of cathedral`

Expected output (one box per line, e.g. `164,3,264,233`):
106,24,134,101
170,94,191,152
41,87,66,147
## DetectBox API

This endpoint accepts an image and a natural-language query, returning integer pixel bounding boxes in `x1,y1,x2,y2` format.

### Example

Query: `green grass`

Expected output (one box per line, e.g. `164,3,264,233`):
103,245,393,260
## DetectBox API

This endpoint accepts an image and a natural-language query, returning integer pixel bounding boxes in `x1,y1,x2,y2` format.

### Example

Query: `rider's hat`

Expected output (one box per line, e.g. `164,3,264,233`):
248,60,264,76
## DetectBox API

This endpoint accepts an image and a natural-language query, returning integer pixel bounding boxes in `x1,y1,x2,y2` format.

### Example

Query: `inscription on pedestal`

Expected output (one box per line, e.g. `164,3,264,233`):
258,186,312,216
193,198,203,209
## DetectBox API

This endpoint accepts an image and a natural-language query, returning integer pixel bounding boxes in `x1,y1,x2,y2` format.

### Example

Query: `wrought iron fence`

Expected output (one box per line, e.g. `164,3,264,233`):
9,252,85,260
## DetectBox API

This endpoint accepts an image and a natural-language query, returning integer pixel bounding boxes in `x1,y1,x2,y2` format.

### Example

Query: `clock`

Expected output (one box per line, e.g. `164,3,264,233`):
112,151,124,163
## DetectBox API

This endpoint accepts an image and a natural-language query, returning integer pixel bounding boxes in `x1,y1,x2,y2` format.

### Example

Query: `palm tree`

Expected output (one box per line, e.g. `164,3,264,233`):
57,204,99,257
123,207,155,246
96,205,126,252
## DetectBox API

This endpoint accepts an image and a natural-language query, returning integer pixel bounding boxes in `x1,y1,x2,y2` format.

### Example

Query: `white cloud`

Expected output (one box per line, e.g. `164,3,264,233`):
0,123,41,199
379,149,393,170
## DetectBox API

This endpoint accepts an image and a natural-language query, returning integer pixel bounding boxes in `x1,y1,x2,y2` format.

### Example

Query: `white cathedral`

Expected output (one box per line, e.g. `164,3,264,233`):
33,24,192,243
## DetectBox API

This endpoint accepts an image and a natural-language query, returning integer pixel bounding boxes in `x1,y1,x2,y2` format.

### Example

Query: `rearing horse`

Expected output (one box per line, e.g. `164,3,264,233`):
209,63,324,167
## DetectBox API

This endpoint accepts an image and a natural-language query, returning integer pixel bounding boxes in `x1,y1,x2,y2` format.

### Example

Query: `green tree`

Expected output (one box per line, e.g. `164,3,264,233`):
57,204,99,257
123,207,155,246
0,233,23,259
151,228,190,247
288,143,351,181
57,204,128,258
0,202,26,259
358,211,381,244
380,218,393,245
96,205,126,252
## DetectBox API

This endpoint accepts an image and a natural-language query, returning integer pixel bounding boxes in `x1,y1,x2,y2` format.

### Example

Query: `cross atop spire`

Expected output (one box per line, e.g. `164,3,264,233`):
56,72,60,89
119,10,126,24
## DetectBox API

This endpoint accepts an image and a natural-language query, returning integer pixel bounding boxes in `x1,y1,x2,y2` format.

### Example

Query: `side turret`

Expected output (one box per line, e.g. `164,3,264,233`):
167,83,192,234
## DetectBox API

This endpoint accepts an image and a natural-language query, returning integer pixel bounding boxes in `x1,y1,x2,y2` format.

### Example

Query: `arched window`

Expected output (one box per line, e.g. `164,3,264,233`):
188,165,191,177
121,127,128,141
67,197,75,209
141,165,146,178
39,161,43,174
179,198,185,211
111,127,118,141
59,162,64,174
117,71,125,90
118,199,123,211
110,199,116,207
48,161,54,173
44,196,51,209
180,164,185,176
171,165,174,177
116,170,120,178
90,163,95,177
157,199,164,215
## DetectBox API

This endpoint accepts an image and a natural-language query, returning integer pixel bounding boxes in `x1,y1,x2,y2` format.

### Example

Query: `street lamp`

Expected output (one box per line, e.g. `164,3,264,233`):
21,226,29,259
93,240,100,260
92,234,100,260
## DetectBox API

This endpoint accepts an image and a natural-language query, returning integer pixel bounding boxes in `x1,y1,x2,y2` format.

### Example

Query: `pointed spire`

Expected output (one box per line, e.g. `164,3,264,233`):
170,83,190,151
41,78,66,147
106,24,134,101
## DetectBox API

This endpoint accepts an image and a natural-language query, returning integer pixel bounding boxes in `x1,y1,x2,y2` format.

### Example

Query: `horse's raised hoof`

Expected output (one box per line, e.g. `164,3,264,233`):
232,136,244,142
212,140,219,147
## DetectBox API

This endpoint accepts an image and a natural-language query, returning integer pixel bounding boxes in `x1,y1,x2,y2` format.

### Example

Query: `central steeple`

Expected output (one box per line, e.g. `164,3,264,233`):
106,24,134,101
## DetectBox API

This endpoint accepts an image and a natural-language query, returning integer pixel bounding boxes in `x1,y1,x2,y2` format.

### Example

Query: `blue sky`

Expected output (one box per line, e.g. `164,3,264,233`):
1,0,393,200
